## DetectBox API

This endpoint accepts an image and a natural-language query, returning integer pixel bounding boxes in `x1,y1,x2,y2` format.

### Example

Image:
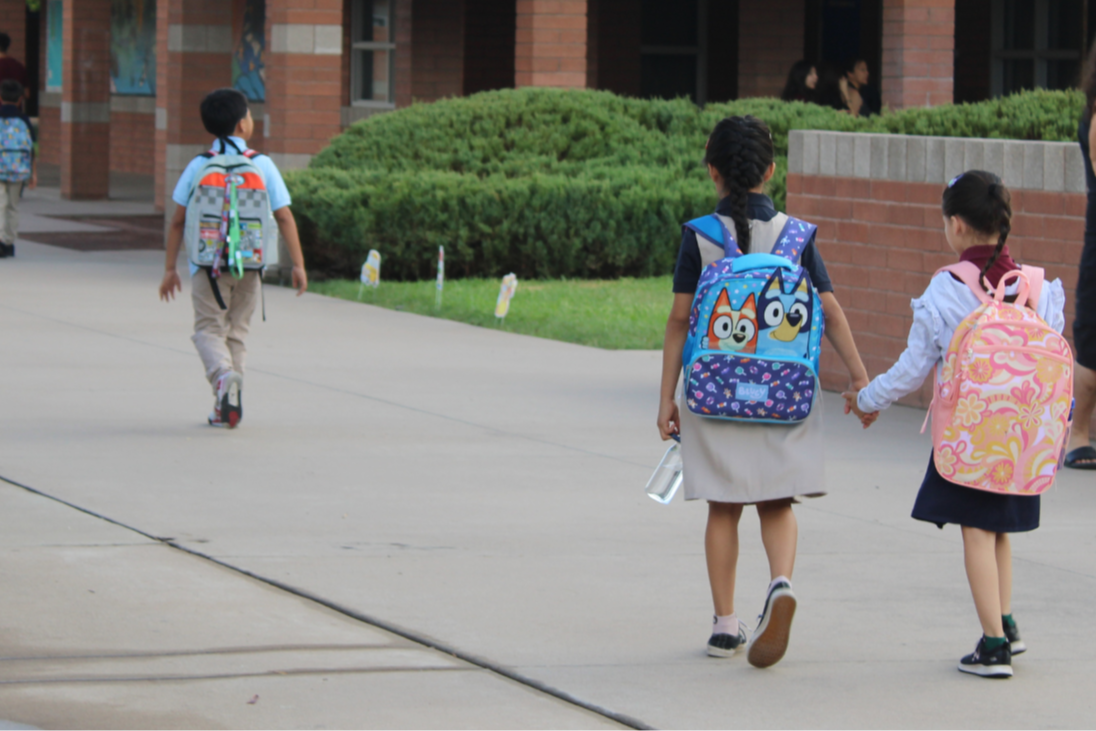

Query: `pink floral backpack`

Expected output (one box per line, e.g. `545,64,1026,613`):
923,263,1073,495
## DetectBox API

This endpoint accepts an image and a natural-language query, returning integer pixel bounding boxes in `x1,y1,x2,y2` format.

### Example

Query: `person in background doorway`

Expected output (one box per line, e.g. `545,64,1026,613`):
780,60,817,103
815,63,852,113
0,33,29,100
845,59,881,117
1065,45,1096,469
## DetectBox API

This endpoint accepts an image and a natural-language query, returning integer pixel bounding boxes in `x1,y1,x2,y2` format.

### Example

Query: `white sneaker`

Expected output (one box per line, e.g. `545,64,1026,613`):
208,399,226,428
214,371,243,428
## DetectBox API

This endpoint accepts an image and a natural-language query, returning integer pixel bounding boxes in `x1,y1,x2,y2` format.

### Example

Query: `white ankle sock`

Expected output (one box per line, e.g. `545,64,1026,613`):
768,576,792,593
713,614,739,636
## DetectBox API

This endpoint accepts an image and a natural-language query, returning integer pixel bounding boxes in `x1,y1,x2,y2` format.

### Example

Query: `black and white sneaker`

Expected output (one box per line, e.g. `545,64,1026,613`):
707,623,749,657
1004,620,1026,655
747,579,797,668
958,636,1013,678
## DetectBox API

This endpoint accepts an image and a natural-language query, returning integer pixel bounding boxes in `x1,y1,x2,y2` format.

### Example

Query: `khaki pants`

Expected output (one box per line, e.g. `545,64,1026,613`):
191,269,261,395
0,180,20,244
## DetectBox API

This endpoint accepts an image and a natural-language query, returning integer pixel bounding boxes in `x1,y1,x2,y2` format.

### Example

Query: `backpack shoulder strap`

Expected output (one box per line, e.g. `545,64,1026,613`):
771,215,818,262
936,262,993,304
1020,265,1044,308
242,149,264,159
684,214,743,257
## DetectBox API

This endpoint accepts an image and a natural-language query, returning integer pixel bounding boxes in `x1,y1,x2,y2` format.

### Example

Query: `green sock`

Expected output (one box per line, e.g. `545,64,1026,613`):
1003,614,1016,629
983,635,1008,651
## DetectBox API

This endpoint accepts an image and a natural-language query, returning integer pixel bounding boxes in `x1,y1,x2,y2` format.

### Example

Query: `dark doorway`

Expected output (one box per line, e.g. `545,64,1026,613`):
463,0,515,95
804,0,882,94
25,6,40,117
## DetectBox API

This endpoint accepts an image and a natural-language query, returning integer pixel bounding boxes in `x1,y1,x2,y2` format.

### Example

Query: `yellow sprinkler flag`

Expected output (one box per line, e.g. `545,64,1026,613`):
495,273,518,320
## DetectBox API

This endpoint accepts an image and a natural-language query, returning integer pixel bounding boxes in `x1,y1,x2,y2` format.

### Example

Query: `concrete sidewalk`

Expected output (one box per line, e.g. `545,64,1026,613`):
1,194,1095,728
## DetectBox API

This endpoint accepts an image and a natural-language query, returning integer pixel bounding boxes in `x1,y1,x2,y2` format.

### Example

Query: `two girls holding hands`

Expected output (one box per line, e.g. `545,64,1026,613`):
660,116,1066,678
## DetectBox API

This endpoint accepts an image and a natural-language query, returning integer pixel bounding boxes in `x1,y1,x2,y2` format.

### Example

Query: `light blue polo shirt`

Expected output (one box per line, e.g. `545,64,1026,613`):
172,136,292,276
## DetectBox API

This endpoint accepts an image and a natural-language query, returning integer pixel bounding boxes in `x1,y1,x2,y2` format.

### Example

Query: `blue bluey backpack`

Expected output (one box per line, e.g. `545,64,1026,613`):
682,214,824,424
0,116,33,183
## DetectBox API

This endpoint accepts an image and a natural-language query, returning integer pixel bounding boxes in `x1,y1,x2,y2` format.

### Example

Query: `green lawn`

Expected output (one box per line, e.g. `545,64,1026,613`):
310,276,674,350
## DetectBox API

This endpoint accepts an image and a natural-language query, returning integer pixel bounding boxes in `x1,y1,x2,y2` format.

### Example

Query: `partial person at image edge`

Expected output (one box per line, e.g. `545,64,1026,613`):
0,79,37,259
158,87,308,429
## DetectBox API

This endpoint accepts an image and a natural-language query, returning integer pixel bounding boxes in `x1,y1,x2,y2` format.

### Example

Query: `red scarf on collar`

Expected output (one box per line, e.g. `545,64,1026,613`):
959,244,1019,289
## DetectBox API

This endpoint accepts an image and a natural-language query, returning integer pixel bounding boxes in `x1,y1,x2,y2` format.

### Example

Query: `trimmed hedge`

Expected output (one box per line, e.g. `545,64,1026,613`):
289,88,1085,280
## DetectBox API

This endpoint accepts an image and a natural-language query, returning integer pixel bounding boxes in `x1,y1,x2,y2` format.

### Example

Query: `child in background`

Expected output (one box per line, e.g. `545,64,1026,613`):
846,171,1066,678
0,79,36,258
657,115,870,668
159,88,308,427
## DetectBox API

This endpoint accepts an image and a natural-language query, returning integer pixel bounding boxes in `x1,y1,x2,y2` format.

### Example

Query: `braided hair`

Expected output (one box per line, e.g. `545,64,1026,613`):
704,116,775,254
942,170,1012,293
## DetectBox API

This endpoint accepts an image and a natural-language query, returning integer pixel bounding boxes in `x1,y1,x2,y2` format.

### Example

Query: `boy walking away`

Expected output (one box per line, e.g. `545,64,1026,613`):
159,88,308,428
0,79,36,258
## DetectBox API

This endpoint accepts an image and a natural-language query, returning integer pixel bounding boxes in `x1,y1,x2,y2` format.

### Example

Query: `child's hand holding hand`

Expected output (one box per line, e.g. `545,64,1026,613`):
842,389,879,429
657,399,680,441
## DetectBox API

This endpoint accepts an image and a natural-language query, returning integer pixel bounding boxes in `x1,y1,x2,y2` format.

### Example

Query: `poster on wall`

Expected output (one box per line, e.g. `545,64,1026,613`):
233,0,265,102
46,0,63,92
111,0,157,96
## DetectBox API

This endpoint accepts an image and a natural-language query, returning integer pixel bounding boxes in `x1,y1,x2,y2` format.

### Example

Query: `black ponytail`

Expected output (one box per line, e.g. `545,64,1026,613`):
941,170,1012,292
704,116,775,254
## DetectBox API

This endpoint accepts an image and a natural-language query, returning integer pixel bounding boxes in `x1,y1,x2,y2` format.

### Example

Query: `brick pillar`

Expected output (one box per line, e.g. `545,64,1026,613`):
881,0,955,109
263,0,343,171
154,0,233,213
737,0,803,99
1,0,27,68
515,0,587,88
60,0,111,200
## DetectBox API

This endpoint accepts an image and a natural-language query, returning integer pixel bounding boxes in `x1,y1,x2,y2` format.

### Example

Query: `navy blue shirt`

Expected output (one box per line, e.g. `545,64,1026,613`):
672,193,833,294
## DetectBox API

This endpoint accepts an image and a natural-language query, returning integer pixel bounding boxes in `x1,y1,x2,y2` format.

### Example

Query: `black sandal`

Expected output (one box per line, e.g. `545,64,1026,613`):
1064,446,1096,470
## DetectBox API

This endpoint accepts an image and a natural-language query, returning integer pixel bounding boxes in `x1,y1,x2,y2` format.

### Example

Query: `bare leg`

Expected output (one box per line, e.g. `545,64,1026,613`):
705,502,744,616
962,526,1005,637
996,533,1012,616
757,499,797,581
1068,362,1096,457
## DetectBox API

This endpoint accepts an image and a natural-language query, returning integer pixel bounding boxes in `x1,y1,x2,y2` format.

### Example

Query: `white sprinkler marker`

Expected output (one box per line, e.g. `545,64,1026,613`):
435,246,445,308
358,249,381,299
495,273,518,320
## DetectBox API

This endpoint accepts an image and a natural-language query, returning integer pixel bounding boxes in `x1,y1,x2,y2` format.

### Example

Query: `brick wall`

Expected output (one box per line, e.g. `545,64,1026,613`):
412,0,465,101
464,0,514,95
515,0,587,88
788,130,1086,407
109,109,156,176
61,0,112,199
38,105,60,166
737,0,802,99
881,0,955,109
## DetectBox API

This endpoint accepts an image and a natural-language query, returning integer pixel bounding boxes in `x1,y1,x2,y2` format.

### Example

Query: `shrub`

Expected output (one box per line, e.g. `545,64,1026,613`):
289,88,1085,280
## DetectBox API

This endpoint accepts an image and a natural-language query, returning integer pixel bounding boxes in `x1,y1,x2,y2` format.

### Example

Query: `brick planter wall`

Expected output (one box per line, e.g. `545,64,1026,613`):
787,130,1085,408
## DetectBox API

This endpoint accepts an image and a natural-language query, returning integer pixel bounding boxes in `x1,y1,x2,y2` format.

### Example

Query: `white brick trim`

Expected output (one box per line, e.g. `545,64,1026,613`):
60,102,111,124
270,24,343,55
110,95,156,114
167,24,233,54
788,130,1086,193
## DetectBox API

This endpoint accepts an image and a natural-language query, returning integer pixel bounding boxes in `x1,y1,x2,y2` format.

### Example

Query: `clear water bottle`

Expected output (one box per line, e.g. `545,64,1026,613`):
646,434,683,504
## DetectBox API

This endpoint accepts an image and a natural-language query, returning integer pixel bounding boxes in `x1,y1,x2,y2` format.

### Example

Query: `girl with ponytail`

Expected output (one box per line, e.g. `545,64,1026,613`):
848,170,1067,678
657,116,869,668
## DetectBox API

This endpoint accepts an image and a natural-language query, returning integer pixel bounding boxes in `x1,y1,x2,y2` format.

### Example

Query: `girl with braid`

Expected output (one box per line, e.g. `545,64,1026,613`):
658,116,870,667
846,171,1066,678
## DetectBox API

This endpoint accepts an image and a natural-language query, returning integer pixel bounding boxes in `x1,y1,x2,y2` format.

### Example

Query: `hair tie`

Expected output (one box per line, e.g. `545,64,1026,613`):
947,173,963,188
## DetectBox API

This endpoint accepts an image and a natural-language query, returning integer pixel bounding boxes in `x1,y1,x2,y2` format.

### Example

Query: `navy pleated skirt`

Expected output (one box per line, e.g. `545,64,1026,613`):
911,452,1040,533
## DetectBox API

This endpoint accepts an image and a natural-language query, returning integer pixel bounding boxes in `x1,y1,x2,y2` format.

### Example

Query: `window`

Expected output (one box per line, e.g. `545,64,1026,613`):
991,0,1083,97
640,0,708,103
351,0,396,106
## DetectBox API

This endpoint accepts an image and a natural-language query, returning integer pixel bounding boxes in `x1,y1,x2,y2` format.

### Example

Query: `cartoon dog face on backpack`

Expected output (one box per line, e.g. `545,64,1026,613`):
706,289,758,353
758,270,812,354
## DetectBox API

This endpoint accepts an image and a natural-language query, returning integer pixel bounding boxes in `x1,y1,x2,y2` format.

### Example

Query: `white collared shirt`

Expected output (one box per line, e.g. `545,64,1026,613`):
857,272,1067,414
